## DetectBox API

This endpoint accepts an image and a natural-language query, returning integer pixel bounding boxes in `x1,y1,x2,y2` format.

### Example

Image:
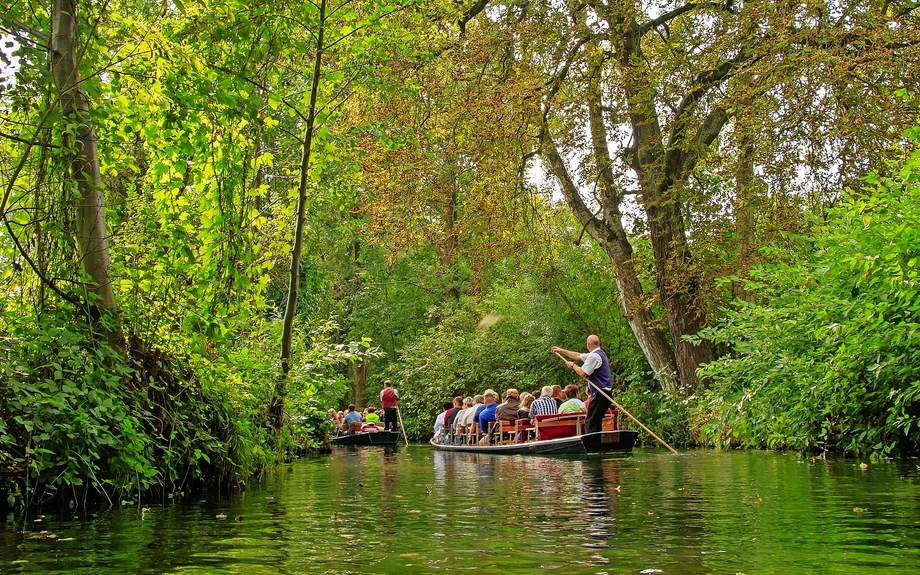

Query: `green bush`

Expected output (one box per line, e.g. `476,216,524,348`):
696,129,920,457
0,311,155,507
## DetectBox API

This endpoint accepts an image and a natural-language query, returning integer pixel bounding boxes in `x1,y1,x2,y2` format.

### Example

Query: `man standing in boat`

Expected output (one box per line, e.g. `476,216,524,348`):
551,335,613,433
380,380,399,433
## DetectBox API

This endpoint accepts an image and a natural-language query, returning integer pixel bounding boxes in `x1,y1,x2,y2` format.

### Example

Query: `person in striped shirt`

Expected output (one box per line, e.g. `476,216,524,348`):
529,385,558,417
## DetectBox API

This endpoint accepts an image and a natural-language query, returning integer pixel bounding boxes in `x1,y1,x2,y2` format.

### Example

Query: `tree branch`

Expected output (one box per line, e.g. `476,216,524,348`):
0,13,50,46
2,214,82,307
539,123,598,234
638,2,700,35
542,32,600,121
210,64,310,123
458,0,489,35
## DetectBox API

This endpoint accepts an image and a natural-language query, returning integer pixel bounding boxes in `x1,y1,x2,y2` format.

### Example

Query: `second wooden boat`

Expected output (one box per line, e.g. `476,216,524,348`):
330,423,400,446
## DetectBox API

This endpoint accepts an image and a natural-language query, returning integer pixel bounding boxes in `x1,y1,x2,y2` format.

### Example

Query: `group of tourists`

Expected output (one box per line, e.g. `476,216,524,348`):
432,335,614,443
431,384,580,443
327,334,613,443
329,380,402,436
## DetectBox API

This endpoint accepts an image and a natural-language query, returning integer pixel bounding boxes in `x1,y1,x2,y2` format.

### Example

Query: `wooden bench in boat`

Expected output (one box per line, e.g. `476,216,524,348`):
490,418,536,444
532,410,622,439
533,412,586,440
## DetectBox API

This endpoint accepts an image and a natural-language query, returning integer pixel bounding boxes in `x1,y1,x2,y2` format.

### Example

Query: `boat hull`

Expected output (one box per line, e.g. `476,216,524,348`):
330,431,401,446
428,430,638,455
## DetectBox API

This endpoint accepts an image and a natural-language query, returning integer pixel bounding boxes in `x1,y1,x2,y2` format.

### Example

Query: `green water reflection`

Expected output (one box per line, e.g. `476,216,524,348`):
1,447,918,574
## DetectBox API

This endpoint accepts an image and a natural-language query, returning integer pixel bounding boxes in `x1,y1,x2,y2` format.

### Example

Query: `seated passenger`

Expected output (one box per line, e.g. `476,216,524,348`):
365,406,380,423
458,395,483,428
453,397,474,432
529,385,558,417
517,393,535,419
478,389,499,433
558,384,587,413
343,404,362,425
433,400,454,441
552,385,565,407
495,389,521,422
445,396,464,431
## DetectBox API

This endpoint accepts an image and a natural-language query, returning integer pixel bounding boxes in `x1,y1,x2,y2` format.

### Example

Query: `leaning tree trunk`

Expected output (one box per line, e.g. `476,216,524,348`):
541,129,679,390
276,0,326,433
51,0,121,348
583,62,679,389
613,16,715,391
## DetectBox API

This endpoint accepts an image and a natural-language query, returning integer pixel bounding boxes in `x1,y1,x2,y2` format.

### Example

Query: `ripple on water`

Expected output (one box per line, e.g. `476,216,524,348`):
1,448,919,574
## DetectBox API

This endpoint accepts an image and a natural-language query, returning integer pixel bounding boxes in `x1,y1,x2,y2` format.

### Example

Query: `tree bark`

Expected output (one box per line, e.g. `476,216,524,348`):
541,127,679,390
734,135,757,303
583,58,680,389
276,0,326,432
612,10,714,391
51,0,122,348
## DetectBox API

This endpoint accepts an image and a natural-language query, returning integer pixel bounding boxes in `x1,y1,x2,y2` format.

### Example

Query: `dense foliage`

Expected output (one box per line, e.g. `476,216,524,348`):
696,131,920,457
1,0,918,511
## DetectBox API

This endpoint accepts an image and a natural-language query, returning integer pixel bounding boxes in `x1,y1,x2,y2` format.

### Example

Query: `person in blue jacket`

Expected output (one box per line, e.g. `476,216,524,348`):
477,389,498,434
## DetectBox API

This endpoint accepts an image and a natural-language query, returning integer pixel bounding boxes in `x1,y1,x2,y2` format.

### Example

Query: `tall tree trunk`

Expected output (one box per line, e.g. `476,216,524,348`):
734,136,757,303
541,128,679,389
613,17,713,391
354,361,366,410
51,0,121,348
583,59,679,389
276,0,326,432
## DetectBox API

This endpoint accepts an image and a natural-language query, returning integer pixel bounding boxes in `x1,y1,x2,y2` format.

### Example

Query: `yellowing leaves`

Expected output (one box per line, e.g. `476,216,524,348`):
255,152,274,169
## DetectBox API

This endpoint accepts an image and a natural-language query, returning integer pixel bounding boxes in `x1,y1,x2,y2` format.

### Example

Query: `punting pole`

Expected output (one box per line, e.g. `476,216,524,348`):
395,403,409,446
554,351,678,454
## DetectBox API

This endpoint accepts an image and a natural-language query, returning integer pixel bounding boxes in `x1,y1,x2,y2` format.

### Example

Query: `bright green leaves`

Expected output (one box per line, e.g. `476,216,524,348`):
0,311,156,500
698,129,920,458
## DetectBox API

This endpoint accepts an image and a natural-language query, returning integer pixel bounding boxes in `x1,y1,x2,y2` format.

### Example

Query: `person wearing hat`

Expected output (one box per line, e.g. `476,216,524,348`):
495,388,521,422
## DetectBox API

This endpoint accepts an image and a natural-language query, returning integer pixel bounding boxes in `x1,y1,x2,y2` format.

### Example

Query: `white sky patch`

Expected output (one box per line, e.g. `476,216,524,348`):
1,35,20,88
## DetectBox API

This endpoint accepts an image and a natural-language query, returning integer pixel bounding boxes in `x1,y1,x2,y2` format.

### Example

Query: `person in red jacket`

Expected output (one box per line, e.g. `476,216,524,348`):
379,380,400,432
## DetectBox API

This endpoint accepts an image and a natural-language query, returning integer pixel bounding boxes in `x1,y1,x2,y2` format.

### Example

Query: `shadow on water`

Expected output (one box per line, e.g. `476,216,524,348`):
1,447,919,574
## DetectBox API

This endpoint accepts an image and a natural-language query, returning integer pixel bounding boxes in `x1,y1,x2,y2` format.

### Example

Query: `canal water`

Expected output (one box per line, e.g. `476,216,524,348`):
1,446,918,574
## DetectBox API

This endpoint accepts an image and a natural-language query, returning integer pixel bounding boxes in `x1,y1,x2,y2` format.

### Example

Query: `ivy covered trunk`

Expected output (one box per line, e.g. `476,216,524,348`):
51,0,121,347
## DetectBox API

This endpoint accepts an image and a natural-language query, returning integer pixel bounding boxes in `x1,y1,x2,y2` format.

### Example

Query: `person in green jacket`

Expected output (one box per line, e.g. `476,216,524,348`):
558,384,586,413
365,406,380,423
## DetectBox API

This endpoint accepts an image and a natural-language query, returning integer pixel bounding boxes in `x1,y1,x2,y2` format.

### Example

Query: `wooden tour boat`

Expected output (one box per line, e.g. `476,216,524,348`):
330,422,401,446
429,411,638,455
